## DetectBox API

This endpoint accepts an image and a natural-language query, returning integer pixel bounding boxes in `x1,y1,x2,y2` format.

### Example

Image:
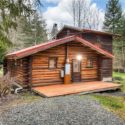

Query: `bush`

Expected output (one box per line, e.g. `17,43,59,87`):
0,73,14,98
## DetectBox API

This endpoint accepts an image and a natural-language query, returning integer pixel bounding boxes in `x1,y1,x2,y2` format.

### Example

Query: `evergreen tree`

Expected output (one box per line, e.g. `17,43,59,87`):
10,12,48,50
104,0,125,71
0,0,42,62
103,0,123,33
121,15,125,38
21,12,48,47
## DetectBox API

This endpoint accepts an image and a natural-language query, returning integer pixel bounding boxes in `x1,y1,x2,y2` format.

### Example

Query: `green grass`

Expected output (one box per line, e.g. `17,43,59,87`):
94,95,125,120
0,68,3,77
113,72,125,92
113,72,125,80
93,72,125,120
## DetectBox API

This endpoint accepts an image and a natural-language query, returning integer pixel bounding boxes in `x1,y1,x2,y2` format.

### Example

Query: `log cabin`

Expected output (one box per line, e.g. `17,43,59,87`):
3,25,120,96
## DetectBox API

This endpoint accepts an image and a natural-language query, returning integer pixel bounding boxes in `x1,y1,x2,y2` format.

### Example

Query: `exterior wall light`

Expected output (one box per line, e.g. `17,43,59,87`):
76,55,82,61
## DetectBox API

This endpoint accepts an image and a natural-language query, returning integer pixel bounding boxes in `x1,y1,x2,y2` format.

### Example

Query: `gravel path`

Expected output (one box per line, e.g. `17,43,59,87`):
0,95,125,125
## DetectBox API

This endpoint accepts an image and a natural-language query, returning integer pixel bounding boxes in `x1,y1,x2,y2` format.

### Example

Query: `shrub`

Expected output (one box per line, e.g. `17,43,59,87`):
0,73,14,98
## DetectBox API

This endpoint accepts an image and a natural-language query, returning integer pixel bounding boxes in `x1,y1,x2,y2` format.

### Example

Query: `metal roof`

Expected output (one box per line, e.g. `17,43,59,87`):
6,35,114,59
56,25,120,37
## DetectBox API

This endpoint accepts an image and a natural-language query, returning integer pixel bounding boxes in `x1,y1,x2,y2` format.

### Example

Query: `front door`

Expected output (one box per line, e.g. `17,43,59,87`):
72,59,81,82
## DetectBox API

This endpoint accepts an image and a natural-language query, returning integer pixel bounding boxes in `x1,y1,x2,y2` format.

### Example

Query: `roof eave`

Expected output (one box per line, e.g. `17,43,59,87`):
5,35,114,60
6,35,76,59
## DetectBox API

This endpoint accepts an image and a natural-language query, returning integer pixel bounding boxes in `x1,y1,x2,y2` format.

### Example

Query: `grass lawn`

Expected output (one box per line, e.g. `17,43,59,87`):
113,72,125,80
113,72,125,92
94,95,125,120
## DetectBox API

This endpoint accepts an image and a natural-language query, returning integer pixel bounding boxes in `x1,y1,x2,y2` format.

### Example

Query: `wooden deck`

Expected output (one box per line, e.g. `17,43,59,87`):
32,81,121,97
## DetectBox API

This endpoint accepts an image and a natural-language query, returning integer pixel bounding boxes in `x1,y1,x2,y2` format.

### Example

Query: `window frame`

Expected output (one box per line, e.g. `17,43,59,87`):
48,57,58,69
95,35,102,47
86,57,93,68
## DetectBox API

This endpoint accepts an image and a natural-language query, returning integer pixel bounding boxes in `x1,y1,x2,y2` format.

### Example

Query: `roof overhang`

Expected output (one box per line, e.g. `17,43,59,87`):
6,35,114,59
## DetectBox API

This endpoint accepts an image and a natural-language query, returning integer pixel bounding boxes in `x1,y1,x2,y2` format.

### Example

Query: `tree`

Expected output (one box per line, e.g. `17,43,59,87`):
70,0,87,28
103,0,125,72
8,13,48,52
0,0,42,62
69,0,102,29
21,12,47,47
103,0,123,33
121,15,125,38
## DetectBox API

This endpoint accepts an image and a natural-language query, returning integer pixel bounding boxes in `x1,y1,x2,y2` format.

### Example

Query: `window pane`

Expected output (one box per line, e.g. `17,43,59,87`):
87,58,93,68
49,57,57,69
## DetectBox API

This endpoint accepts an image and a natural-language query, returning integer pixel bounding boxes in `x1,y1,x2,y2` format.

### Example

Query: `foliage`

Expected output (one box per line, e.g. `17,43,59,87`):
0,0,42,62
103,0,123,33
113,72,125,92
0,27,12,63
20,13,47,48
0,41,8,63
9,13,48,51
68,0,103,29
94,95,125,120
103,0,125,71
0,73,14,98
121,16,125,38
0,68,3,77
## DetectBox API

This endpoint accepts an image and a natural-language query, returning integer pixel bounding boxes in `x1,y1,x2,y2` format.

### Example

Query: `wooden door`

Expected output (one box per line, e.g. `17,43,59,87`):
72,59,81,82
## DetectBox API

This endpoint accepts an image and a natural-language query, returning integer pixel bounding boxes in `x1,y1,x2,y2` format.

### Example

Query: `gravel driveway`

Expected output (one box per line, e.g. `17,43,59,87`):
0,95,125,125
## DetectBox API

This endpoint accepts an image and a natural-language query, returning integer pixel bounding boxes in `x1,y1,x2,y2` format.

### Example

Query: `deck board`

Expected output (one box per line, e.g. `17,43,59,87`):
32,81,121,97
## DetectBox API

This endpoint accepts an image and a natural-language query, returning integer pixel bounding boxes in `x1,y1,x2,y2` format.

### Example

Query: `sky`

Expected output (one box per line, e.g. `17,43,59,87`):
42,0,125,32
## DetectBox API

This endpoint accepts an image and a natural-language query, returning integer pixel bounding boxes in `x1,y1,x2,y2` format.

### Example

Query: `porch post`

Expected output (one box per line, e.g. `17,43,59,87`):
64,44,71,84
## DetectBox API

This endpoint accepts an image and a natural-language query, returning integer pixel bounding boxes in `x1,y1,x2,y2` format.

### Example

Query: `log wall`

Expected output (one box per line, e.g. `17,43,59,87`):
31,41,99,86
56,28,113,81
32,45,65,86
57,29,112,53
98,58,112,80
5,58,30,87
5,39,112,87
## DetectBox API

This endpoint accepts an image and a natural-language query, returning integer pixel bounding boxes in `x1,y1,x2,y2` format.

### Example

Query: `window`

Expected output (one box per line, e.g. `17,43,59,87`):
49,57,57,69
86,57,93,68
95,36,102,47
96,36,101,42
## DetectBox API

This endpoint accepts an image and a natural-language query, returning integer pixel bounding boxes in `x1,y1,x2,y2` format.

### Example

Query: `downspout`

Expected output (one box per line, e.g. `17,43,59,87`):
64,44,71,84
14,83,23,94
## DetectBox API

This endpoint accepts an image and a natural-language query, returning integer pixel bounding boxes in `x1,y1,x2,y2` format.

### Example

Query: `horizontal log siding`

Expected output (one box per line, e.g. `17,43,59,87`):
57,29,112,53
57,29,113,81
82,33,112,53
67,41,98,81
98,58,112,80
16,58,30,86
5,58,30,86
31,41,99,86
32,45,65,85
